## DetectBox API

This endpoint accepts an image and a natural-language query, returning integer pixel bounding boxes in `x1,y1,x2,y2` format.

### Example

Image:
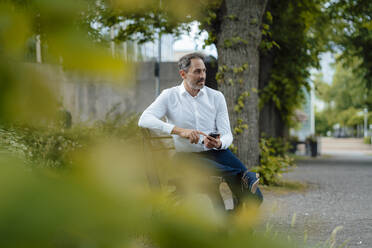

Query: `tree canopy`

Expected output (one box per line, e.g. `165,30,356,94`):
258,0,329,138
328,0,372,91
315,58,372,135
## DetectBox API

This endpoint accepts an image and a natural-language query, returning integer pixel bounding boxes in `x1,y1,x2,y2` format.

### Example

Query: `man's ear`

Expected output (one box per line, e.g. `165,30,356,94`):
179,70,186,79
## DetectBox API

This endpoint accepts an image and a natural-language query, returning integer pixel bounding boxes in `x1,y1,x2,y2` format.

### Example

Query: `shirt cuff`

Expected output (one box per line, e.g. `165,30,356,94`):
163,123,175,135
219,137,228,150
199,134,208,145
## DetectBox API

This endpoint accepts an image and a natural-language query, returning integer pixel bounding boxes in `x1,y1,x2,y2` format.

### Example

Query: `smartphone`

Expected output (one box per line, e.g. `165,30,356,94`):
202,132,220,144
208,132,220,139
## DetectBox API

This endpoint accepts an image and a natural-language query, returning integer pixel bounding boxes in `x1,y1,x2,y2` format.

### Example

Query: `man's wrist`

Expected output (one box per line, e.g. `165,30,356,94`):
171,126,181,135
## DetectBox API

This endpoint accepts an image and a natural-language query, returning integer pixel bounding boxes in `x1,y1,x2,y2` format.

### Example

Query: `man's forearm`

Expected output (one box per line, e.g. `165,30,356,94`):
138,112,175,134
171,127,208,144
171,126,183,136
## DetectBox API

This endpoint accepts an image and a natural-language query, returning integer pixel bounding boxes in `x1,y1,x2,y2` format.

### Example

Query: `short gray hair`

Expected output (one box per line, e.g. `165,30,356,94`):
178,52,205,72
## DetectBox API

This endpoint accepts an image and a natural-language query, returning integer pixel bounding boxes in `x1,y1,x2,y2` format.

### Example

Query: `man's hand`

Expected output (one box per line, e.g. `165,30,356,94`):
172,127,207,144
203,135,222,149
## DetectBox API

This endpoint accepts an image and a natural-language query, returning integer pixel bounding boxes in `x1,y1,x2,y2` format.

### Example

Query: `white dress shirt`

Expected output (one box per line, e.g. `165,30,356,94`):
138,82,233,152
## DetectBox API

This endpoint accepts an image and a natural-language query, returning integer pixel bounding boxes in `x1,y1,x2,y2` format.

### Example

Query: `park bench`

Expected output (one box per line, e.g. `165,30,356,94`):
141,128,176,189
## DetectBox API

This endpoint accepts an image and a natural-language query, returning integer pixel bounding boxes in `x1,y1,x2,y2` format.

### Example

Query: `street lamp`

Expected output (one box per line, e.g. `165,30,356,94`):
155,0,162,97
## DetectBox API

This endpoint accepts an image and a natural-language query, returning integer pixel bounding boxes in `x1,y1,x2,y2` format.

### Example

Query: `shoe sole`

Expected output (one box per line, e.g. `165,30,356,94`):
250,178,260,194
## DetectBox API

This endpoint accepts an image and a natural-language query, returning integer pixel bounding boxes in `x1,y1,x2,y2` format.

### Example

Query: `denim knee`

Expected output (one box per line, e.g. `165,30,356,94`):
255,187,263,204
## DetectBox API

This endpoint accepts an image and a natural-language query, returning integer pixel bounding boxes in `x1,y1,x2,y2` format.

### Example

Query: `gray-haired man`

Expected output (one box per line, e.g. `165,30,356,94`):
139,52,263,211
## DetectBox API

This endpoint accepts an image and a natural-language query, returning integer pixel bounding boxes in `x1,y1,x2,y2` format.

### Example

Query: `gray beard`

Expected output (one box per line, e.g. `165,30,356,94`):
188,81,204,90
191,84,204,90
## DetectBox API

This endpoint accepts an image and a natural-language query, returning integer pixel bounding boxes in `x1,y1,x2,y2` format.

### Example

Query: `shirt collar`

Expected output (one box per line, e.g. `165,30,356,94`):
179,81,205,97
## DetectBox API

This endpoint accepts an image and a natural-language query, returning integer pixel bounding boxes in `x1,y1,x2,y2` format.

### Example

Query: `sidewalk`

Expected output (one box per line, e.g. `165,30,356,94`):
320,137,372,156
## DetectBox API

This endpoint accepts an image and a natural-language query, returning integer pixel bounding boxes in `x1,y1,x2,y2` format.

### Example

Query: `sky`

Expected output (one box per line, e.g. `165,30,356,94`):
318,52,335,84
313,52,335,111
173,21,217,58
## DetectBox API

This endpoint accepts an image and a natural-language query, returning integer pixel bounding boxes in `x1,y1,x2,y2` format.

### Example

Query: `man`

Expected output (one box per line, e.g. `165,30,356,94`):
138,52,263,211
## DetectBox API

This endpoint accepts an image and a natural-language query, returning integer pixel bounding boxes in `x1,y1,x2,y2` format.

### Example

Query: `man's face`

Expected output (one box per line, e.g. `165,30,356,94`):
181,58,206,90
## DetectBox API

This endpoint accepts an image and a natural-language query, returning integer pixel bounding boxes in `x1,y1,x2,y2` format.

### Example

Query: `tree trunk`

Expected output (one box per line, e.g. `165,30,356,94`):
258,0,287,139
259,101,288,138
258,50,286,138
216,0,268,168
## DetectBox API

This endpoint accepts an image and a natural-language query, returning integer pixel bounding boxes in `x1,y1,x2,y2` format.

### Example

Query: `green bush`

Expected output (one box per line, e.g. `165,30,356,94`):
252,138,295,185
0,113,141,169
0,124,81,168
364,136,372,144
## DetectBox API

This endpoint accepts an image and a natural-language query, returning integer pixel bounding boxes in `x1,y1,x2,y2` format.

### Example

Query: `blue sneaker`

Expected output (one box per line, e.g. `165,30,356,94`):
241,171,260,194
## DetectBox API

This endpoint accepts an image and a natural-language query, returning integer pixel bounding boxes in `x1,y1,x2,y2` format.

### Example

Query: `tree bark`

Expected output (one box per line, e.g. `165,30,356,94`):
216,0,268,168
258,0,288,139
258,50,286,138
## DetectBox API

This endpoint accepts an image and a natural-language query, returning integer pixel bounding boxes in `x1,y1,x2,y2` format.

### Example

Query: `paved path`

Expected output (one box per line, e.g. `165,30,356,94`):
261,138,372,248
320,137,372,156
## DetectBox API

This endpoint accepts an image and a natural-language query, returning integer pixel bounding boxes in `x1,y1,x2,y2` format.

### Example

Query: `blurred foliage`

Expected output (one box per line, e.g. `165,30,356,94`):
252,137,295,186
0,121,299,248
314,58,371,134
315,58,372,111
319,0,372,135
305,134,317,143
315,110,331,136
364,136,372,145
328,0,372,91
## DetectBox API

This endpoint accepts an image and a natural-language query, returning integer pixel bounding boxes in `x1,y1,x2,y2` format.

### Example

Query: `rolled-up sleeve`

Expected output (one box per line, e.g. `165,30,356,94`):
138,89,175,134
216,92,233,149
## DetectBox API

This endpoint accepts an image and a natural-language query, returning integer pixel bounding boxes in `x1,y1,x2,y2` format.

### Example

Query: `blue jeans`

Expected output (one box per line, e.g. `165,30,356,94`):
175,149,263,211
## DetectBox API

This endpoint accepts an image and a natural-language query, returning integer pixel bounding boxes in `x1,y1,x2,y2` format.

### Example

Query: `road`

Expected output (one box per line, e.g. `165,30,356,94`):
261,138,372,248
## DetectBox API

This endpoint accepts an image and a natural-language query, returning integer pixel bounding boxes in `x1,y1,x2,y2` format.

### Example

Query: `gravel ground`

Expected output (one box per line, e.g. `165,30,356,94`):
261,155,372,248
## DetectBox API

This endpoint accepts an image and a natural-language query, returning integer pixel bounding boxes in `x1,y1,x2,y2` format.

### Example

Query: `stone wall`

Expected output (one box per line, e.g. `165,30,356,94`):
37,60,217,124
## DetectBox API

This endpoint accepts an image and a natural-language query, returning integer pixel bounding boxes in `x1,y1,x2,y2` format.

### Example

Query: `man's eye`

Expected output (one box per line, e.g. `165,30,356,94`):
193,69,206,74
